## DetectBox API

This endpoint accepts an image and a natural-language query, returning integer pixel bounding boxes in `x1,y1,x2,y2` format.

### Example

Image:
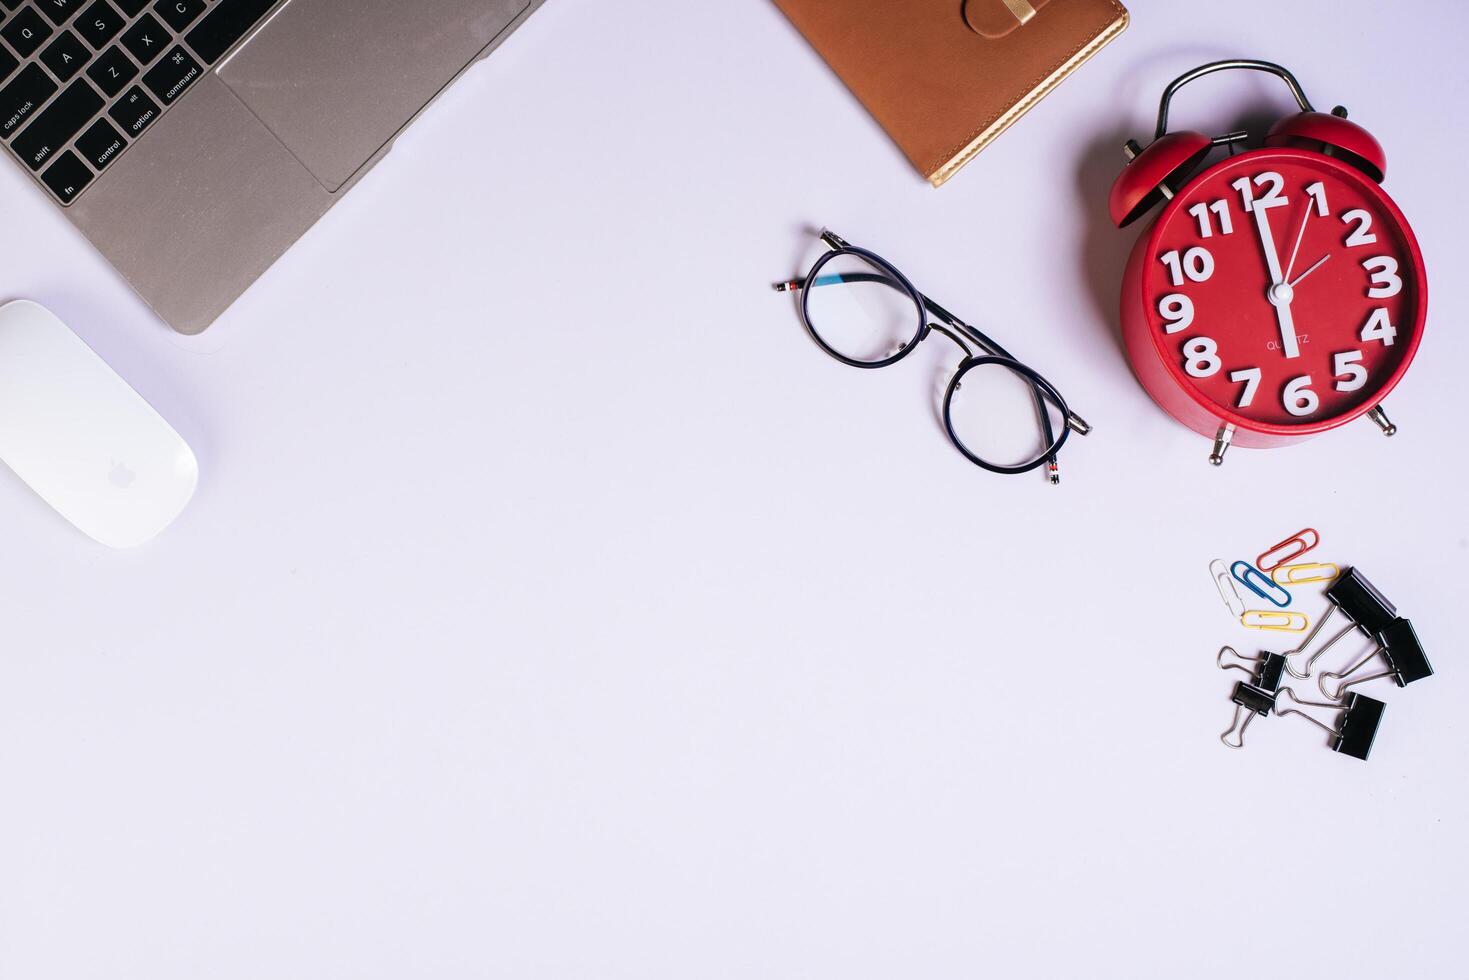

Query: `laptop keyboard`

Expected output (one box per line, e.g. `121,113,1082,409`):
0,0,278,205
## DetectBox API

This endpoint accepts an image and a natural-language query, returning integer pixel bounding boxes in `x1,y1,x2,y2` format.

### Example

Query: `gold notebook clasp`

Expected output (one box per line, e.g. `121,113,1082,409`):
964,0,1049,39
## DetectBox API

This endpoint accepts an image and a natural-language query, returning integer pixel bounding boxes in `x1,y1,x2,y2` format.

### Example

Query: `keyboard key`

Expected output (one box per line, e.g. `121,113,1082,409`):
153,0,204,33
0,62,57,137
113,0,149,14
1,7,52,57
120,11,165,64
37,0,84,27
11,77,102,170
74,113,122,168
85,43,134,94
106,83,156,135
141,43,197,104
0,43,18,85
75,0,124,49
39,146,91,201
184,0,274,64
39,29,88,81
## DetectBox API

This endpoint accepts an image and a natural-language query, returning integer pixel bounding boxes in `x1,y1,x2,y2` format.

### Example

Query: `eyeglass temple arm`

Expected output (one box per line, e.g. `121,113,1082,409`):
771,274,1012,360
922,293,1091,434
771,229,857,292
769,277,1092,437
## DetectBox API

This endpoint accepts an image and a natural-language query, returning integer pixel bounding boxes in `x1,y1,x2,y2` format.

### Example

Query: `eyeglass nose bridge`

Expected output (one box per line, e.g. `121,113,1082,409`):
927,322,974,358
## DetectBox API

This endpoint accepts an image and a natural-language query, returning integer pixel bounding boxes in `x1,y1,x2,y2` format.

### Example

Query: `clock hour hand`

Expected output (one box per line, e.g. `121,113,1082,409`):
1252,200,1287,285
1251,203,1300,359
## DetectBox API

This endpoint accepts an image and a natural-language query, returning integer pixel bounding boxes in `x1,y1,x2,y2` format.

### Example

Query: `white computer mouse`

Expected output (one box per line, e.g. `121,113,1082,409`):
0,300,198,549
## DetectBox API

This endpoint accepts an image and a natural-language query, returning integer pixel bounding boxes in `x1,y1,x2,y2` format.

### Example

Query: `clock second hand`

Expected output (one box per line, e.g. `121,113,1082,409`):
1289,253,1331,288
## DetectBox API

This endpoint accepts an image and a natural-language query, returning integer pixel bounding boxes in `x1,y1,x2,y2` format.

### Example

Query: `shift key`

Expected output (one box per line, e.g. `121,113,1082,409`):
12,79,103,171
143,46,203,106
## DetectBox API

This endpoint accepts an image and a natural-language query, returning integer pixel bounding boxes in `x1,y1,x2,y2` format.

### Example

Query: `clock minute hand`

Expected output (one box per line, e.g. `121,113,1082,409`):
1252,203,1300,360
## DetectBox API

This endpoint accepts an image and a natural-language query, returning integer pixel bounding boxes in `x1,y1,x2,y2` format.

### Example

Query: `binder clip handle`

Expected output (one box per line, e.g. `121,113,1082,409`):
1276,688,1385,761
1221,681,1275,749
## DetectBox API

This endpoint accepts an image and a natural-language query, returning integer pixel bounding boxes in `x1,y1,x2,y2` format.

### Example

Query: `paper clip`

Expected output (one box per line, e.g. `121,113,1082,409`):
1283,567,1398,679
1230,561,1291,608
1241,610,1309,632
1318,617,1433,702
1210,559,1246,617
1270,562,1339,586
1275,687,1386,761
1256,528,1320,573
1218,647,1286,749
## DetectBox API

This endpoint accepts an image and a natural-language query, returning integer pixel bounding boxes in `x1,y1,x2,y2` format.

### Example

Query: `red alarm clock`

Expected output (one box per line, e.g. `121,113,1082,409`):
1110,60,1426,464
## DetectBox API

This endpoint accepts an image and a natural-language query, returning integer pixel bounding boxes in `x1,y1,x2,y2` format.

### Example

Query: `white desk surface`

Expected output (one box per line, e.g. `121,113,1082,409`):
3,1,1466,976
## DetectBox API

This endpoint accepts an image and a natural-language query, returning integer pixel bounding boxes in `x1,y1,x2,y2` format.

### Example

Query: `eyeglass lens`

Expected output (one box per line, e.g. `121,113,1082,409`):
802,253,921,364
947,360,1065,469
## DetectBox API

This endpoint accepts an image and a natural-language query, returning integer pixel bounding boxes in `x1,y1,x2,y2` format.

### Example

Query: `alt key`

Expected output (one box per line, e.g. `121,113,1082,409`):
40,149,94,204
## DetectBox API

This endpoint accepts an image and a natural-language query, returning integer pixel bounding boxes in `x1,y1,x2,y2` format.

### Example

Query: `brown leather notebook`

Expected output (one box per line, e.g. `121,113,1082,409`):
774,0,1129,186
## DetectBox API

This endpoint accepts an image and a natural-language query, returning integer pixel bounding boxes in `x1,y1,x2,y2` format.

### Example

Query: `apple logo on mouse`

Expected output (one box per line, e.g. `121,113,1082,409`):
109,460,137,490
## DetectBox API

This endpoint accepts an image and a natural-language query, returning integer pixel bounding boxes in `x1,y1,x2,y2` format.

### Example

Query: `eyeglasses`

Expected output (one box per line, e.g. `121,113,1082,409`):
773,229,1091,484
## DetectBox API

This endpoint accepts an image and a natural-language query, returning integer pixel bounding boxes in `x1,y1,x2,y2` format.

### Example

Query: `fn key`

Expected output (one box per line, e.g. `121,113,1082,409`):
41,150,94,204
142,45,202,105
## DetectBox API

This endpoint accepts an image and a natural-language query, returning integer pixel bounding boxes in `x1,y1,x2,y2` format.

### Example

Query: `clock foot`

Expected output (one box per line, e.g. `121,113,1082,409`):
1209,423,1236,466
1367,405,1397,437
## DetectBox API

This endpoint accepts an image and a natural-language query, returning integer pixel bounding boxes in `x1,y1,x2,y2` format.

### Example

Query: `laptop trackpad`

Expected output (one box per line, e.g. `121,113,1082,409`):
218,0,530,192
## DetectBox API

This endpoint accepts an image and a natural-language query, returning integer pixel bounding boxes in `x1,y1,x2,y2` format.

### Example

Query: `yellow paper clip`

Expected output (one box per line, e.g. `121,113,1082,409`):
1241,610,1309,632
1270,562,1340,586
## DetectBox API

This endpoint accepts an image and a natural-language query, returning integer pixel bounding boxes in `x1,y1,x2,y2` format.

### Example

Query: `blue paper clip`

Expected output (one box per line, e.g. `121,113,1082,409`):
1231,561,1291,608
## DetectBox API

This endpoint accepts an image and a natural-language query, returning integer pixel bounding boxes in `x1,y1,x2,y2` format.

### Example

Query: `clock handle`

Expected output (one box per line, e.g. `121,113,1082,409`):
1155,60,1315,140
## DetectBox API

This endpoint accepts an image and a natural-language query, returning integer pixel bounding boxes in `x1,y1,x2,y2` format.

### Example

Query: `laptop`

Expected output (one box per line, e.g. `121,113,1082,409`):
0,0,546,334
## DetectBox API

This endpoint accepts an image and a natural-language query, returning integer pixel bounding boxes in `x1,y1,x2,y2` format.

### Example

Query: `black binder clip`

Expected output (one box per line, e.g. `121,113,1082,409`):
1218,646,1286,748
1318,617,1432,701
1283,568,1397,679
1275,687,1387,761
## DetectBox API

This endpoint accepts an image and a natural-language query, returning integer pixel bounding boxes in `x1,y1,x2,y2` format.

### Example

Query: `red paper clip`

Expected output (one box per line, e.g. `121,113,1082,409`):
1256,528,1320,573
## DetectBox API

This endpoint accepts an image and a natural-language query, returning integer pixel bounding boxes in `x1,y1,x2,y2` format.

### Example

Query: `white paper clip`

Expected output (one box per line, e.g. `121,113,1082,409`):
1241,610,1309,633
1210,559,1245,618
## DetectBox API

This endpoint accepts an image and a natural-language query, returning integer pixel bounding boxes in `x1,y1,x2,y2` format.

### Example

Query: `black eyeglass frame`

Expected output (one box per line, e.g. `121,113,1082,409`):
775,230,1091,482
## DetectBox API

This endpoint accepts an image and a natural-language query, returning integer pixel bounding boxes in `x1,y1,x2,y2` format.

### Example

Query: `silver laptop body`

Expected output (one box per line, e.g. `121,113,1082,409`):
1,0,545,334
